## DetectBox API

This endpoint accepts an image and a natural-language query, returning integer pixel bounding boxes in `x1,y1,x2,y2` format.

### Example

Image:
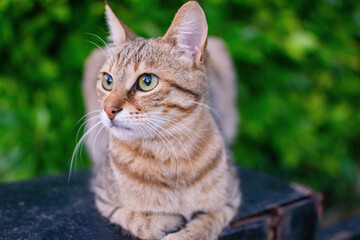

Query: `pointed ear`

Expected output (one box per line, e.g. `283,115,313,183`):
105,3,136,45
163,1,208,65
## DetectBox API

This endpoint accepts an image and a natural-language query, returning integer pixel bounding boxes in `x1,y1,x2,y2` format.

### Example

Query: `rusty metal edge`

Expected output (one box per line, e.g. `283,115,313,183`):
228,182,323,240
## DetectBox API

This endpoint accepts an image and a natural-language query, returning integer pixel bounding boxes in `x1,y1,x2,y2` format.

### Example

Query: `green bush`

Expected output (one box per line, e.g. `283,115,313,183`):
0,0,359,211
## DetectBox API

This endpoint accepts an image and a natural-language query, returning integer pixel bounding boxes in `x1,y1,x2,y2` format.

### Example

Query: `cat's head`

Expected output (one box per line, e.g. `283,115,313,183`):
97,1,209,141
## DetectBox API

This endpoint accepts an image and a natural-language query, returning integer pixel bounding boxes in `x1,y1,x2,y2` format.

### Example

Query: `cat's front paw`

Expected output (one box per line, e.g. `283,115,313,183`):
161,233,182,240
161,231,195,240
160,218,212,240
141,214,185,239
110,209,185,240
162,231,209,240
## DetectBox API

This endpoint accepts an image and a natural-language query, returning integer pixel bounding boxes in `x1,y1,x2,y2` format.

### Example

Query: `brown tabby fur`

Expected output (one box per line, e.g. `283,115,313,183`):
82,1,241,239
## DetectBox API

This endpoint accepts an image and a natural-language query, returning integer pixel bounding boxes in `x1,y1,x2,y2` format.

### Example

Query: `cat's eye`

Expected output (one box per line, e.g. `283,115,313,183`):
138,73,159,92
102,73,114,91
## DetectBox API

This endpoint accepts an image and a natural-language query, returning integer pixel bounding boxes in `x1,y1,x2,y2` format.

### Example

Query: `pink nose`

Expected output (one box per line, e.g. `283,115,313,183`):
104,106,122,120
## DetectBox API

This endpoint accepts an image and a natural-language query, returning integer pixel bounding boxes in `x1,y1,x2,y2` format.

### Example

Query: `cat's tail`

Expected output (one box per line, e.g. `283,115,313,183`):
82,49,108,167
207,37,239,145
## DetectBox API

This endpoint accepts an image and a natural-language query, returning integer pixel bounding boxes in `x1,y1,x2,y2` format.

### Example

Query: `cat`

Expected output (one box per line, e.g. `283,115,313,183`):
81,1,241,239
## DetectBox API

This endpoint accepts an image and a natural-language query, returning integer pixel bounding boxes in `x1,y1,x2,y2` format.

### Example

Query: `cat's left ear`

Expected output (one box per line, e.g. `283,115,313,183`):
105,3,137,45
163,1,208,67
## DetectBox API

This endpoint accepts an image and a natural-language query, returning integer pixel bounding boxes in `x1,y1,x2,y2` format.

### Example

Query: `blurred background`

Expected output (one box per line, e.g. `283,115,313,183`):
0,0,359,226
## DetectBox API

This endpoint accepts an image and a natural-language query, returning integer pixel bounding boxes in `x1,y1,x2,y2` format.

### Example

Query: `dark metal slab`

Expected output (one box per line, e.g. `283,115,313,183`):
320,215,360,240
220,218,269,240
280,197,319,240
0,167,321,239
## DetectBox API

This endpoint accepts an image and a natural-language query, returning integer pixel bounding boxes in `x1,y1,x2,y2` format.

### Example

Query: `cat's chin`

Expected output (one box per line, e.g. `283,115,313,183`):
109,127,141,142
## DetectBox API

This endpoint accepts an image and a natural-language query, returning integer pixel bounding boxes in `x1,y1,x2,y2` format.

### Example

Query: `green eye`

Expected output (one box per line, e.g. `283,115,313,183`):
102,73,114,91
138,73,159,92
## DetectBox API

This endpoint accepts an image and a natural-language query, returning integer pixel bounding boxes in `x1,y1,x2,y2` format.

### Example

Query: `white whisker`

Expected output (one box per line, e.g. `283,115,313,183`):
149,116,202,155
76,110,101,125
188,100,222,120
92,125,106,157
149,114,212,147
68,121,103,185
85,33,113,58
86,40,109,60
143,123,178,179
146,122,180,189
149,120,195,183
133,124,146,158
76,115,100,143
141,123,173,169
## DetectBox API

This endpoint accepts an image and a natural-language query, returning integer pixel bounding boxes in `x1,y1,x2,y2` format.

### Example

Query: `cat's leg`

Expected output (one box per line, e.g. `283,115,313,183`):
161,204,237,240
95,196,185,239
110,208,186,239
93,164,183,239
162,180,240,240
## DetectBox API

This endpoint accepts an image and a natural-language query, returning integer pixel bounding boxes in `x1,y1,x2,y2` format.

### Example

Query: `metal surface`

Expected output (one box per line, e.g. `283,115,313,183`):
0,167,322,239
321,215,360,240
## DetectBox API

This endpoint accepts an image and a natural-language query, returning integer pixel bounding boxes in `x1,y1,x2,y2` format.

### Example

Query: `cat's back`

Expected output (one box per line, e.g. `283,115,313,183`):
207,37,238,144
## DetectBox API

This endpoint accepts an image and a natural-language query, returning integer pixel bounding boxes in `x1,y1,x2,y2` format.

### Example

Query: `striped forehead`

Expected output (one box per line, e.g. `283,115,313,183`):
108,39,159,88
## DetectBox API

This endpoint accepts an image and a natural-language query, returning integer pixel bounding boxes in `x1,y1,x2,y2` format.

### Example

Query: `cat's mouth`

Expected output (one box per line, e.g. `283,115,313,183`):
110,121,132,131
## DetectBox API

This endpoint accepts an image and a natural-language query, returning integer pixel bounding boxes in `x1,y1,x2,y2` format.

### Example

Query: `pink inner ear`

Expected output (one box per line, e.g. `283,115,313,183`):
176,13,207,55
164,2,208,56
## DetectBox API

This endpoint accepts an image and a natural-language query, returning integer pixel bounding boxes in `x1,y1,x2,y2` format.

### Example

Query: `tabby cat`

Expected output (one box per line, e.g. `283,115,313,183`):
81,1,241,239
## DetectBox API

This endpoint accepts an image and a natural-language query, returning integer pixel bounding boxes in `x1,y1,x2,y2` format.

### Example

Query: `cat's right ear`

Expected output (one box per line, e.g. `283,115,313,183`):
105,3,136,45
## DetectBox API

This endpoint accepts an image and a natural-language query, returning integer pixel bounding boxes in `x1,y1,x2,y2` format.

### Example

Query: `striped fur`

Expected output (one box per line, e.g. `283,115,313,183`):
83,2,240,239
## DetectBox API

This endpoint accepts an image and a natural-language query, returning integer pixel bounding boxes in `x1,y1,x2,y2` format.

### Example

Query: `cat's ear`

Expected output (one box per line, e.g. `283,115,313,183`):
105,3,136,45
163,1,208,66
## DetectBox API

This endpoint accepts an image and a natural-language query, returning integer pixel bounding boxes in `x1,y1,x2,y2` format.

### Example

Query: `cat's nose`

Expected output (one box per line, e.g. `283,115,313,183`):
104,106,122,120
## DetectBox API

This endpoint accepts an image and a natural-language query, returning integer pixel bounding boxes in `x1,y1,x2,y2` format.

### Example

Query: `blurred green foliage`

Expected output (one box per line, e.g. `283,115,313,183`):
0,0,359,211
